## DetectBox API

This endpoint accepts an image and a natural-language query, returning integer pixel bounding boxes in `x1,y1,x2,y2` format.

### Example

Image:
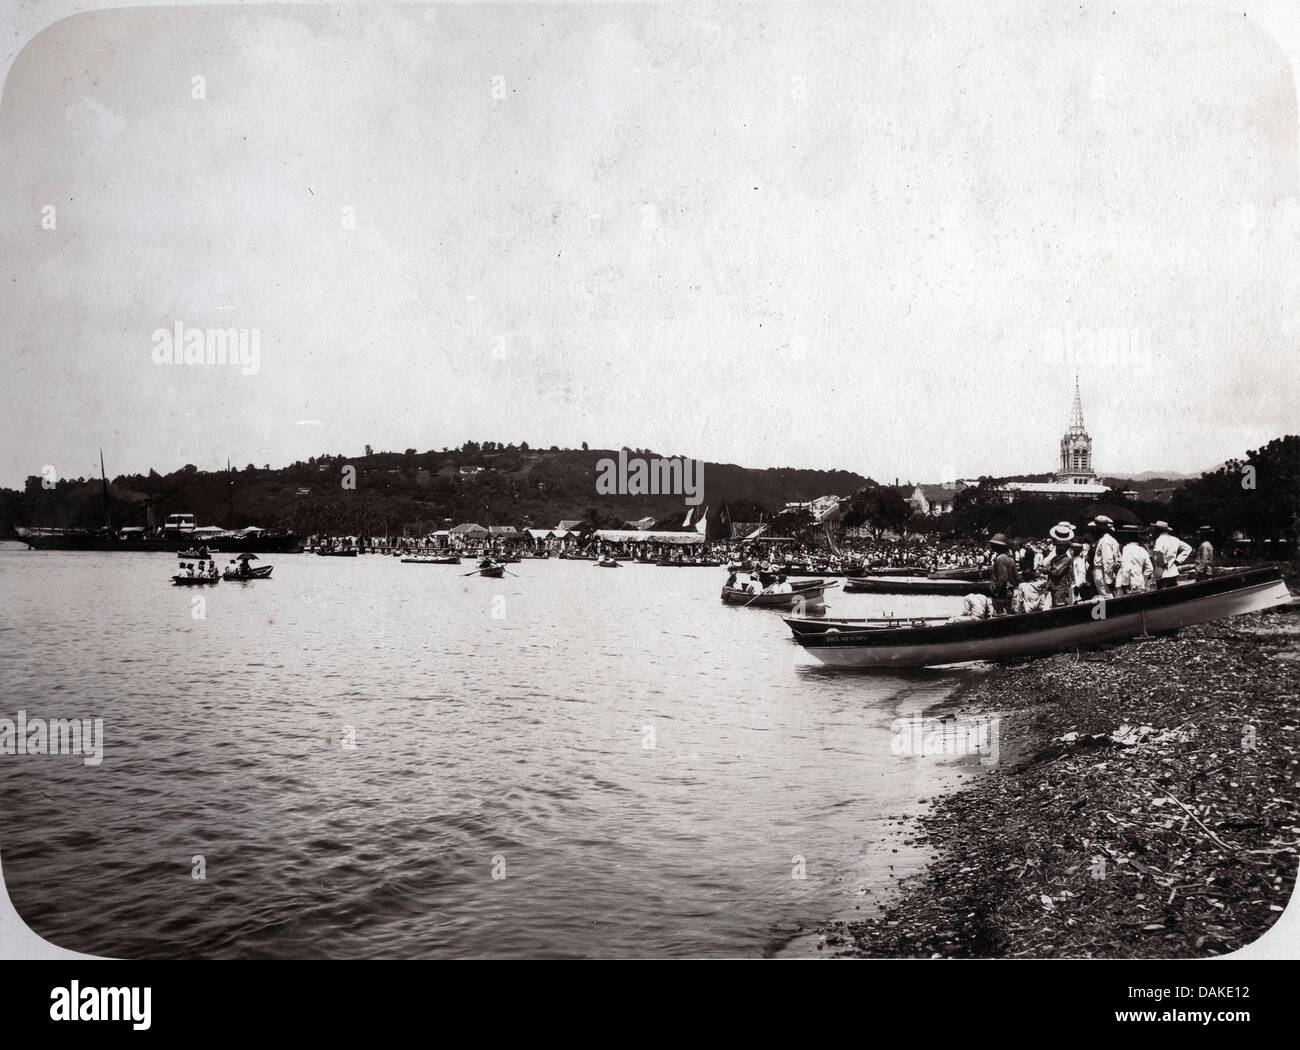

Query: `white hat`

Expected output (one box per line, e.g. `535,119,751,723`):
1048,522,1075,543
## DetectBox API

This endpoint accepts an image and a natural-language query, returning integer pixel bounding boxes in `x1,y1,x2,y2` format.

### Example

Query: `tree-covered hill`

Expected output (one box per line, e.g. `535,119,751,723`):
0,444,869,537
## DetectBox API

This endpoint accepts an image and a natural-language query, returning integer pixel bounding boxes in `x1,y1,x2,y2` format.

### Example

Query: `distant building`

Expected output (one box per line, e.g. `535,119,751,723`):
1003,379,1109,500
1055,377,1098,485
908,484,959,516
556,519,583,532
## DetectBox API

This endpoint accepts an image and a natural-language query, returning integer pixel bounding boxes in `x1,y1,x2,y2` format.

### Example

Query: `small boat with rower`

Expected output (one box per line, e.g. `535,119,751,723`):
222,553,272,580
466,558,507,578
595,557,622,568
721,575,836,608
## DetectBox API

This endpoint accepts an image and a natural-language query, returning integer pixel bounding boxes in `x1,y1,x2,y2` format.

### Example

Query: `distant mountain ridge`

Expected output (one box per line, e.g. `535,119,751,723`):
0,445,872,537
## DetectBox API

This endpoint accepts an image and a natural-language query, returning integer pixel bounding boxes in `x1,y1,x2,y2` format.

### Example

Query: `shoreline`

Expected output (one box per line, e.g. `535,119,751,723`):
817,605,1300,958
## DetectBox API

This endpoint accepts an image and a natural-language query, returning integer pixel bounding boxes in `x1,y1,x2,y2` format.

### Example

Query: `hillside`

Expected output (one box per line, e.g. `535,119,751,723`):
0,445,870,537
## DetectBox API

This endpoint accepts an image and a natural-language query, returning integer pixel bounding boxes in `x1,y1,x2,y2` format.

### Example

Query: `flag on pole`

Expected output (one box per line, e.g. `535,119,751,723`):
694,506,708,534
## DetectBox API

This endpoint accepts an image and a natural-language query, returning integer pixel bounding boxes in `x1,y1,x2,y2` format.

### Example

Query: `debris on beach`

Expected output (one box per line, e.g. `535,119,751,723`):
824,609,1300,958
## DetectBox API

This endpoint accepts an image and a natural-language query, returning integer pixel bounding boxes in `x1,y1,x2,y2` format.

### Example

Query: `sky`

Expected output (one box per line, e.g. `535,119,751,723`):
1,1,1299,489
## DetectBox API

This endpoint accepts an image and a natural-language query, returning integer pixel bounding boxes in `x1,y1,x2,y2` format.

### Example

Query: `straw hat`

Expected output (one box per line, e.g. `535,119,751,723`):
1048,522,1075,543
1093,515,1114,527
988,533,1010,548
1152,520,1172,532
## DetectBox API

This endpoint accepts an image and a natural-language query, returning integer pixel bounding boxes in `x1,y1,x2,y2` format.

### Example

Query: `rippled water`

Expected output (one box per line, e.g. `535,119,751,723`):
0,546,990,958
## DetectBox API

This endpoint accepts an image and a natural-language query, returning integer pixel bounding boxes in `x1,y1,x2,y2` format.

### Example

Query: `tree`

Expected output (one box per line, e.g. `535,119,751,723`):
364,445,373,457
950,480,1010,537
581,442,589,451
844,485,911,539
1170,435,1298,553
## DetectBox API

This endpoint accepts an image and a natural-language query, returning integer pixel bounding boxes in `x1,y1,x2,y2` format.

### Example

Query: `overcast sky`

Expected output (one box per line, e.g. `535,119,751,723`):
1,2,1298,489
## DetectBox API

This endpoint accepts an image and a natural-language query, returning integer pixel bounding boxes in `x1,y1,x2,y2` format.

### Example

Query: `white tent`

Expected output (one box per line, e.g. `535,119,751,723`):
594,529,704,545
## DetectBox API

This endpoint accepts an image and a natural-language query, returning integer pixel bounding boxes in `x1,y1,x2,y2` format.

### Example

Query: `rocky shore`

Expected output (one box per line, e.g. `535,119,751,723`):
820,604,1300,958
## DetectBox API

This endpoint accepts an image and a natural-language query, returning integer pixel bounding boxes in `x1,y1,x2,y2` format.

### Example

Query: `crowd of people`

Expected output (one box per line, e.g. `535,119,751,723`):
958,517,1213,620
178,559,219,579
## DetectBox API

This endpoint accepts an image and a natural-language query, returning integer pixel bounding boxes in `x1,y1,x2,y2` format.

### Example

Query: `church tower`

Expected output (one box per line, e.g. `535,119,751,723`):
1055,377,1096,484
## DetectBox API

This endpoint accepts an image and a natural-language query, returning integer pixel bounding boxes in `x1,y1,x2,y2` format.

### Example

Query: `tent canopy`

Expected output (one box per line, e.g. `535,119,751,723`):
594,529,704,545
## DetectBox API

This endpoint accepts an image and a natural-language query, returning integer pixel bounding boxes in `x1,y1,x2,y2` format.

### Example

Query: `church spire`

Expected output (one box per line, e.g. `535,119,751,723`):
1068,375,1086,434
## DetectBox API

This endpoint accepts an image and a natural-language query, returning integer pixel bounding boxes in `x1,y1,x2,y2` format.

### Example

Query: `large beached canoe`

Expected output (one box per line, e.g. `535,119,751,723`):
786,568,1292,668
721,578,834,608
844,574,991,596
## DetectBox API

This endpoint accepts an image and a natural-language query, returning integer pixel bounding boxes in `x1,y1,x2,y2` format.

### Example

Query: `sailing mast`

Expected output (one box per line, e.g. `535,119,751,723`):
99,448,110,529
228,457,235,526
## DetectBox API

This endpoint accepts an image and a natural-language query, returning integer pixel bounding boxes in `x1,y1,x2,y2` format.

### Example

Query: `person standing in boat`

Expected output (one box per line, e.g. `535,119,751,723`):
989,534,1019,615
1115,525,1154,594
1070,536,1091,601
1045,523,1077,607
1091,516,1121,598
1194,526,1216,580
1151,521,1193,590
1017,538,1038,582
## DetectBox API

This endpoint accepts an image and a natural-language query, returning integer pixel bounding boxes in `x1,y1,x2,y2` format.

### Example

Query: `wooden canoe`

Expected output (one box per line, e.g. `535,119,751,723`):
221,565,273,580
844,575,992,596
721,578,834,608
172,574,220,585
787,568,1291,668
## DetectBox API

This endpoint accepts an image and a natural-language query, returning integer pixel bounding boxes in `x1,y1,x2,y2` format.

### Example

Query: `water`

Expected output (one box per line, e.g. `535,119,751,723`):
0,546,991,958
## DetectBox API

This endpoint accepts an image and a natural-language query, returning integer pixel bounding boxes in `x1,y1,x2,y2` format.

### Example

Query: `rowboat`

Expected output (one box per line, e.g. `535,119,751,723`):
315,548,358,557
786,567,1292,668
401,555,460,565
863,566,931,577
927,566,989,581
466,561,506,577
595,558,622,568
172,574,219,586
222,565,273,580
845,575,991,596
721,577,835,608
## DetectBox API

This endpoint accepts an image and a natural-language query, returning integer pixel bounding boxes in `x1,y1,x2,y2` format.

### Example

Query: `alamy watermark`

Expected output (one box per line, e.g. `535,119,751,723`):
595,452,704,506
890,712,1000,765
1041,325,1151,374
151,321,261,375
0,711,103,766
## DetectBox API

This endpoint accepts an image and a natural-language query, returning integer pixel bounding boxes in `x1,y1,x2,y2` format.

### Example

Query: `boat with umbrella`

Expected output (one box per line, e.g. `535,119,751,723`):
222,552,273,580
785,567,1292,668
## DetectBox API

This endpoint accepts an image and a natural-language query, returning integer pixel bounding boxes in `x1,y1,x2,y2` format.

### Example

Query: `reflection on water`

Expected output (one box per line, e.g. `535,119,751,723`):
0,548,989,958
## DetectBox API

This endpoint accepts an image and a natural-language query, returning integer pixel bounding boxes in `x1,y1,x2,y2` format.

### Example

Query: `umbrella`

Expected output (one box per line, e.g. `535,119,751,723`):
235,552,260,561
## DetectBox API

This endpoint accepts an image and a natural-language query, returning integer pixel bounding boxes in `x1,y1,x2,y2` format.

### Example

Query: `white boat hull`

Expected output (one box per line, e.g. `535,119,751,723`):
795,573,1292,668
